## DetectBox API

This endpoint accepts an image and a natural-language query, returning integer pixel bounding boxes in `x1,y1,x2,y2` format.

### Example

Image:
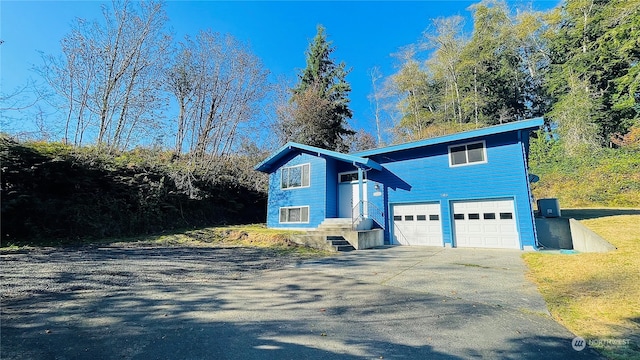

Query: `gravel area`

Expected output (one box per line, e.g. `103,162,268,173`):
1,245,306,301
0,244,316,359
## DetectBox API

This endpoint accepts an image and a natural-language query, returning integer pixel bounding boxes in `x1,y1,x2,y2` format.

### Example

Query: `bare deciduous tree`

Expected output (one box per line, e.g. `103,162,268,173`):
270,77,297,146
285,82,335,148
423,16,466,124
40,0,170,149
166,46,196,155
368,66,384,146
164,31,270,199
167,31,269,160
0,79,41,112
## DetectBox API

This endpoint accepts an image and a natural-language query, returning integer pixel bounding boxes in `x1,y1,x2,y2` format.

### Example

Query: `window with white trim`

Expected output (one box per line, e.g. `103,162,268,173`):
449,141,487,166
339,171,365,183
281,163,310,189
279,206,310,223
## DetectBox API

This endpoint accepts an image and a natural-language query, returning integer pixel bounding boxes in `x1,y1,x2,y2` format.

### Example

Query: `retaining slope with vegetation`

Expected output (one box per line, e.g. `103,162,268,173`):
529,131,640,208
0,136,267,245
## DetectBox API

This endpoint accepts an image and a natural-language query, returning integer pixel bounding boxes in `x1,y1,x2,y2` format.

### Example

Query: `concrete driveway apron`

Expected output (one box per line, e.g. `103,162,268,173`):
277,246,604,359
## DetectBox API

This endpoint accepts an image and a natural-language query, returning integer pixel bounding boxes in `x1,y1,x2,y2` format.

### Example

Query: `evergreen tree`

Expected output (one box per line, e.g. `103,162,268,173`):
545,0,640,143
462,0,526,124
288,25,354,151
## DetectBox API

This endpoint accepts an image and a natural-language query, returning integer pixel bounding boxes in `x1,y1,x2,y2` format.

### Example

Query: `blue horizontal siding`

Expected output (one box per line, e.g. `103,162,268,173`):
367,132,535,248
266,153,327,229
325,159,338,218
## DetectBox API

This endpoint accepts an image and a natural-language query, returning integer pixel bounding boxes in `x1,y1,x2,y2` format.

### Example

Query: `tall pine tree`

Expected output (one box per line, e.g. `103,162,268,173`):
545,0,640,144
288,25,354,151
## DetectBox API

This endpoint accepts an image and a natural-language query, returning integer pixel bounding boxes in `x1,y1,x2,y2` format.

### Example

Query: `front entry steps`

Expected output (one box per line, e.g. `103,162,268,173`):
319,219,355,251
289,218,385,252
326,235,356,252
317,218,353,231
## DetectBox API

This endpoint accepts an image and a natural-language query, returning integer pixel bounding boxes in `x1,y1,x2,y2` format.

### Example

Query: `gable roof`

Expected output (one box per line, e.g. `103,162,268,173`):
353,117,544,157
255,142,383,173
255,118,544,173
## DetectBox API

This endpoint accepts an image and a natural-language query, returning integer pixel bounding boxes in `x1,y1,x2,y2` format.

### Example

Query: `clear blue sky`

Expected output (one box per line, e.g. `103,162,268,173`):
0,0,559,143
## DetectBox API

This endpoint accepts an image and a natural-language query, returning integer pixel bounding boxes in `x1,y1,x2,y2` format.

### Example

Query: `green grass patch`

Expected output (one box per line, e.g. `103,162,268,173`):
523,212,640,359
530,146,640,208
2,224,331,257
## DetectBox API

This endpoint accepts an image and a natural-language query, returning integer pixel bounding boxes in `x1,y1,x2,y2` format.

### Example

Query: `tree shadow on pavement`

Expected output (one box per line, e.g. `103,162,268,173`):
1,246,604,359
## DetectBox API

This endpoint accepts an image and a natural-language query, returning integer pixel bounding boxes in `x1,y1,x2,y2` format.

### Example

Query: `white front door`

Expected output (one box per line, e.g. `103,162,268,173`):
339,182,367,218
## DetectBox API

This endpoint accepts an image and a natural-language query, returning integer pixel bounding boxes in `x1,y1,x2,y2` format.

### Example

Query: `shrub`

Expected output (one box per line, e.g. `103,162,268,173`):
0,135,267,245
530,138,640,208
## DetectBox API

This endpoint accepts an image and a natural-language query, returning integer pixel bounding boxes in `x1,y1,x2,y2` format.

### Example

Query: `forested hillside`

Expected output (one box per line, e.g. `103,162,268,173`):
4,0,638,153
383,0,640,208
529,128,640,208
387,0,639,148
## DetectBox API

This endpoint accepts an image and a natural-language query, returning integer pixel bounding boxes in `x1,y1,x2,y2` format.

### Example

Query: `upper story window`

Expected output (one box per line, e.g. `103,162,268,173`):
281,163,310,189
449,141,487,167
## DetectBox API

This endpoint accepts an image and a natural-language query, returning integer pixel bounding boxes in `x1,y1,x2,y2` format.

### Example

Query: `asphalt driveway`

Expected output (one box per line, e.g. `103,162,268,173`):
1,245,602,359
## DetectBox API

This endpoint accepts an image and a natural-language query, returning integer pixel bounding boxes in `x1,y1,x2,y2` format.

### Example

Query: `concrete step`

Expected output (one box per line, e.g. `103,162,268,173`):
318,218,353,230
326,235,355,251
317,227,353,233
328,239,351,246
290,234,340,252
321,218,352,224
335,244,356,252
308,230,351,237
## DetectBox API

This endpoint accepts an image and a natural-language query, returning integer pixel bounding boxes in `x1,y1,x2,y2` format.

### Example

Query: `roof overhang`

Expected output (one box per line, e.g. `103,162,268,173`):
353,117,545,157
255,142,383,173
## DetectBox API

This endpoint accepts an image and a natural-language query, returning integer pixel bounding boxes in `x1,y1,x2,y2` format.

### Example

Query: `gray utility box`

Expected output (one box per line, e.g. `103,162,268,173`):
538,198,561,218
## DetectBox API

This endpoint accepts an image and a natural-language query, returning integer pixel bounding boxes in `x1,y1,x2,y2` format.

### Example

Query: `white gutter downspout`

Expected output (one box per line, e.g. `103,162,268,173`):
358,166,364,219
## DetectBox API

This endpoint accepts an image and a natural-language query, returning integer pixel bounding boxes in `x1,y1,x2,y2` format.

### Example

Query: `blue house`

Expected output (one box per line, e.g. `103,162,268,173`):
255,117,544,250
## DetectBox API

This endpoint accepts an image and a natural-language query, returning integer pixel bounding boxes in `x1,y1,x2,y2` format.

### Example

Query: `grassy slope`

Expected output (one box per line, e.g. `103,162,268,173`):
529,148,640,208
3,225,331,257
527,148,640,358
523,214,640,359
132,224,330,256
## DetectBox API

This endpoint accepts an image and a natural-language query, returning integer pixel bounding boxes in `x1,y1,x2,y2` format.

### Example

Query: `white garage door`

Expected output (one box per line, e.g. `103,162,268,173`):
392,203,443,246
452,199,519,249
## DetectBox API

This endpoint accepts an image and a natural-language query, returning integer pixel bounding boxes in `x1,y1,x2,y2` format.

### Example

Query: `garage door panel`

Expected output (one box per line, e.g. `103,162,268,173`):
452,199,519,249
468,224,482,232
484,236,500,244
499,224,514,232
393,203,442,246
484,224,499,232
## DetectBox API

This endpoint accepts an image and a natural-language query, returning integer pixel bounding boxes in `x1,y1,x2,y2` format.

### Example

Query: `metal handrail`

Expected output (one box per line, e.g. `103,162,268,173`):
351,201,385,230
